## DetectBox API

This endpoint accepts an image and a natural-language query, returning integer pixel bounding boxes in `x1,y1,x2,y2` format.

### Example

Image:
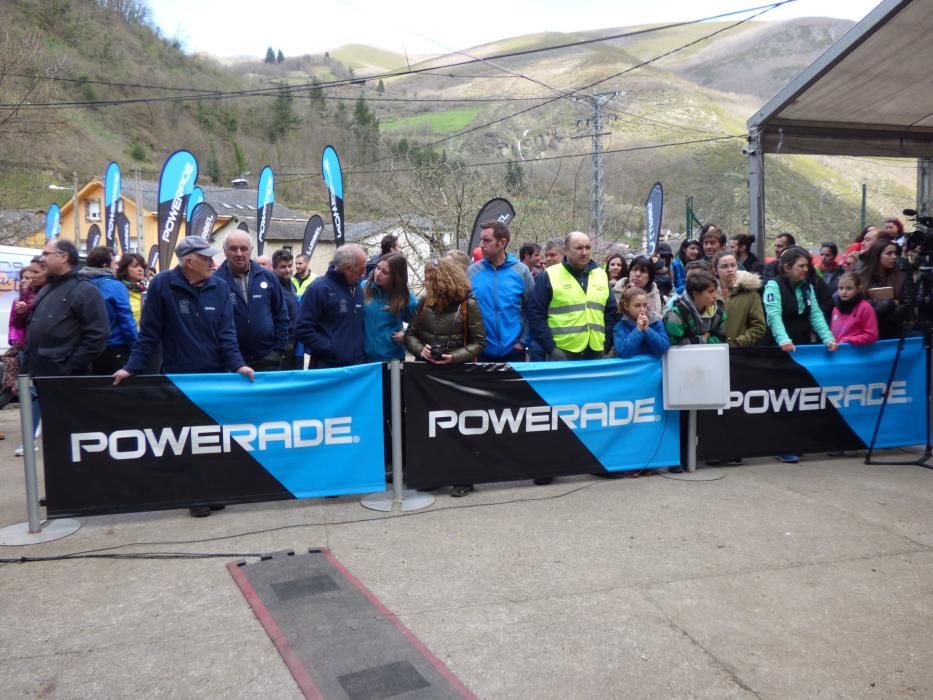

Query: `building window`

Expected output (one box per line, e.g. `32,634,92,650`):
85,199,102,223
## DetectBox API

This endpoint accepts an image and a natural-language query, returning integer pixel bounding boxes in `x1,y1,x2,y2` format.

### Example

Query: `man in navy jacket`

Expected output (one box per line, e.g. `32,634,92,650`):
295,244,367,368
213,230,289,371
114,237,254,381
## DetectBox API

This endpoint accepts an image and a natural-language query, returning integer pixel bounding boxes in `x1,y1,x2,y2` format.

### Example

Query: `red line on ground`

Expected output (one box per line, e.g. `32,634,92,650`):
225,561,324,700
319,548,478,700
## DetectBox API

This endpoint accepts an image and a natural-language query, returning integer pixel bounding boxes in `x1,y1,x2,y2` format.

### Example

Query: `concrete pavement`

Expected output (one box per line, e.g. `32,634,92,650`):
2,403,932,699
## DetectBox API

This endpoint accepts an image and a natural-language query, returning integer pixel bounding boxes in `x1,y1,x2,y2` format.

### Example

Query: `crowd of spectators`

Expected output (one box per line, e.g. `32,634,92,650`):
14,214,926,502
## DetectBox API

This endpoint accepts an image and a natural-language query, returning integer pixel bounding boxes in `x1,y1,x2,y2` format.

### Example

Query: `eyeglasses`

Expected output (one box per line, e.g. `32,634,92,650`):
40,250,65,257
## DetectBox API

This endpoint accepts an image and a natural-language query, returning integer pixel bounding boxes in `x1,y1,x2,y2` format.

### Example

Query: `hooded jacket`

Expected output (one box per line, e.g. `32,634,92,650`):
467,253,533,358
78,266,138,348
362,279,417,362
404,295,486,365
722,270,766,347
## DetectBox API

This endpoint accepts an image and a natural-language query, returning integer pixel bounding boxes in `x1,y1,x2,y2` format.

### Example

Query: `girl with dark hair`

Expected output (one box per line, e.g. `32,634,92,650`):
612,255,662,323
363,252,417,362
672,238,701,294
817,242,843,291
115,253,148,328
712,249,766,347
831,272,878,345
604,252,628,285
860,240,915,339
728,234,762,274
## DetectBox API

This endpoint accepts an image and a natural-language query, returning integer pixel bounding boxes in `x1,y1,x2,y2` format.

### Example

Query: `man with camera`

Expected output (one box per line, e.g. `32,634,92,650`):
295,244,367,368
468,221,534,362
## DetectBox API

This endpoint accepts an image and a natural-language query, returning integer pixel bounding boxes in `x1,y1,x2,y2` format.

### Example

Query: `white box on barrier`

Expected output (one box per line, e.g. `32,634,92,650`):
662,344,730,410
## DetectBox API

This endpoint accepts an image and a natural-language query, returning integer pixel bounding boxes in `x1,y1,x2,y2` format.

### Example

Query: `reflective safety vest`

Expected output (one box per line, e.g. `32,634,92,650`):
546,264,609,352
292,273,315,298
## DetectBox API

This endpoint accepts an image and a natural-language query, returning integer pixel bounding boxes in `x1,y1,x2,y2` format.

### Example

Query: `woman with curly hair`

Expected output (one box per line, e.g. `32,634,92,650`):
405,256,485,497
115,252,148,328
604,252,628,286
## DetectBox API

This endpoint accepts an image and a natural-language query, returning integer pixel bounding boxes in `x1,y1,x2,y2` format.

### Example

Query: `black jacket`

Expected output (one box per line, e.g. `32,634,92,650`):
25,270,109,376
213,261,289,362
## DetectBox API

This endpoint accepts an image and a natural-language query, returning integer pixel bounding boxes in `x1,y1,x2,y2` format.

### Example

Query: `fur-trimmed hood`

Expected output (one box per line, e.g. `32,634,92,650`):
731,270,762,293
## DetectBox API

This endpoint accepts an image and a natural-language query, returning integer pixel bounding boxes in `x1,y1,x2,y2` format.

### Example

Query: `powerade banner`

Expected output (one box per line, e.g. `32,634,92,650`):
188,201,218,241
404,359,680,487
185,186,204,237
45,203,60,240
696,339,927,460
86,224,101,251
157,150,199,271
302,214,325,258
321,146,345,247
645,182,663,255
256,165,274,256
36,365,385,518
104,161,121,250
468,198,515,253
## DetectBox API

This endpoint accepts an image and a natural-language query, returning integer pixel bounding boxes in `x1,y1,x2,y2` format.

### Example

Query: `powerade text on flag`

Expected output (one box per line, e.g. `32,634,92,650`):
468,198,515,253
321,146,345,247
696,339,927,459
185,186,204,237
256,165,274,256
45,203,60,240
404,358,680,487
36,366,385,518
302,214,325,258
645,182,663,255
188,201,218,241
104,161,121,250
157,150,199,271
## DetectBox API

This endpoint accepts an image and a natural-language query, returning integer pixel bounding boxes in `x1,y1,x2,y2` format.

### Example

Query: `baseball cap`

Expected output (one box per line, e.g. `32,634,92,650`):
175,236,219,258
655,242,673,257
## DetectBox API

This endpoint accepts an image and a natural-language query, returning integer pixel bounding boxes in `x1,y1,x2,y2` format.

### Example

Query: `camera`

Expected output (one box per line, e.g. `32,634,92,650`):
430,343,447,360
903,209,933,270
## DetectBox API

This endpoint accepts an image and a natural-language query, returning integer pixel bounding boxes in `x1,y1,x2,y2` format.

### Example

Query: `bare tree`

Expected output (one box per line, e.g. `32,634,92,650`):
0,32,64,148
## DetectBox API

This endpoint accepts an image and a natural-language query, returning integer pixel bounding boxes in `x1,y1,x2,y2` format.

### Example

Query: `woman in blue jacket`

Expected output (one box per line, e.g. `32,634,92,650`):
362,253,417,362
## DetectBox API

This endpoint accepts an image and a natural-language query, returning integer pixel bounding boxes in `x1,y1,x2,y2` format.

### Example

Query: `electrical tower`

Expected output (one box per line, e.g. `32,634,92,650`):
573,91,623,240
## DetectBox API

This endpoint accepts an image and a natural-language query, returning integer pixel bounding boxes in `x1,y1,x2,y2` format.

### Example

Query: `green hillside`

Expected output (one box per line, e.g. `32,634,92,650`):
0,1,915,252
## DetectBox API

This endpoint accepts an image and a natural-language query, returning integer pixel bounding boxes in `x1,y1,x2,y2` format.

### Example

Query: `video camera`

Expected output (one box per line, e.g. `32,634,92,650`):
903,209,933,270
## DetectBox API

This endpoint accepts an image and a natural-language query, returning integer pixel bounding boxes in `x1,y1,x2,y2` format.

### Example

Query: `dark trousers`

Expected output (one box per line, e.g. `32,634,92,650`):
480,346,527,363
247,351,282,372
92,345,130,375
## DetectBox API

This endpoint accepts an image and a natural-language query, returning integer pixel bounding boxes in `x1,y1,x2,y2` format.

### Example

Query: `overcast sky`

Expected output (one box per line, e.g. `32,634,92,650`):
148,0,884,60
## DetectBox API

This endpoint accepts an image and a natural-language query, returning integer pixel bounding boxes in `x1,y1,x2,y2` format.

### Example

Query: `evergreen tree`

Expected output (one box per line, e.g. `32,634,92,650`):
505,160,526,194
264,47,275,64
269,85,301,143
207,143,221,184
232,141,247,177
376,79,385,94
276,49,285,64
308,78,325,112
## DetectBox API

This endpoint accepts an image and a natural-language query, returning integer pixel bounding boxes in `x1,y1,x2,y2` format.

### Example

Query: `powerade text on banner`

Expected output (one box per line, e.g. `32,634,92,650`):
468,198,515,253
321,146,345,247
36,366,385,517
104,161,121,250
256,165,274,256
645,182,663,255
157,150,199,271
696,339,927,459
45,203,60,240
302,214,325,258
404,358,680,487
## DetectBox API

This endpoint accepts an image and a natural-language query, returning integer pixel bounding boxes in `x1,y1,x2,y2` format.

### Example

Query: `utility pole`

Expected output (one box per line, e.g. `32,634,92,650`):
573,91,622,240
134,168,144,252
72,171,79,244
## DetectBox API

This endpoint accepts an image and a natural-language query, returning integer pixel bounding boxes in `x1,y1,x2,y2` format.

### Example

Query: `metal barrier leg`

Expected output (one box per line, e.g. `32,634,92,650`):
361,361,434,512
0,375,80,546
687,409,697,474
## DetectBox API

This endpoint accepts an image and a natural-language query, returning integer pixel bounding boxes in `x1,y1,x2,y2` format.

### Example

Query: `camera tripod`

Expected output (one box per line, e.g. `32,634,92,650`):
864,321,932,468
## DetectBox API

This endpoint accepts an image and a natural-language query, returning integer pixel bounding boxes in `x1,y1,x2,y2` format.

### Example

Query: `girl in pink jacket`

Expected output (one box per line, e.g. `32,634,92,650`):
831,272,879,345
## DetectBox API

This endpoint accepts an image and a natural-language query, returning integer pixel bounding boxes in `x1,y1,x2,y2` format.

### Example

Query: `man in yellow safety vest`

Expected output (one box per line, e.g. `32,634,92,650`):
527,231,617,362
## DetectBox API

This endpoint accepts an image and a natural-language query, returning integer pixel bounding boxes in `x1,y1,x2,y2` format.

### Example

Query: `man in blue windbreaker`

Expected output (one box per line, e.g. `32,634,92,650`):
214,230,289,371
468,221,534,362
295,244,367,368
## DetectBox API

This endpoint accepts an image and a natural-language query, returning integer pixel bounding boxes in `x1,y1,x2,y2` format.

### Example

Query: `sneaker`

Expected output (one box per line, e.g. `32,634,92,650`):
533,477,553,486
451,485,474,497
14,445,37,457
726,458,743,465
189,505,211,517
775,454,800,463
667,466,685,474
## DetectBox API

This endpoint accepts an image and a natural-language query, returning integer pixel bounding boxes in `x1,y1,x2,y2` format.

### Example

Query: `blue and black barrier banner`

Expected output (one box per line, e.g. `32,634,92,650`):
256,165,274,256
697,338,927,460
403,358,681,488
37,365,386,518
